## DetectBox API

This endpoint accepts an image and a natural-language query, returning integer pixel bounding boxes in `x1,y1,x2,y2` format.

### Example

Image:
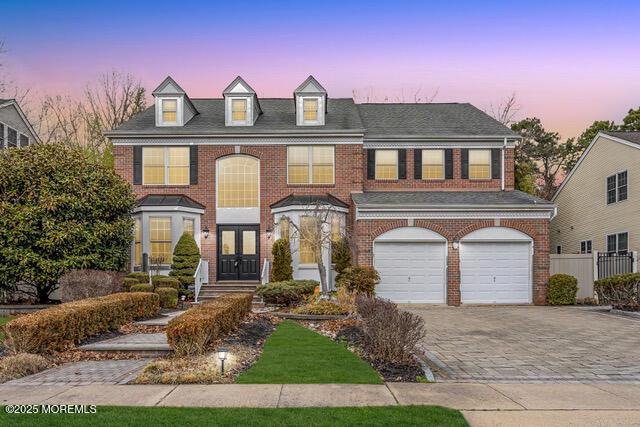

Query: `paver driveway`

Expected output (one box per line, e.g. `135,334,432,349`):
405,305,640,383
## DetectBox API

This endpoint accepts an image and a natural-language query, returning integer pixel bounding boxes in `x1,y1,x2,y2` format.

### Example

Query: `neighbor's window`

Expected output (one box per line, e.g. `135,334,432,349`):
134,218,142,268
231,99,247,122
422,149,444,180
183,218,195,237
162,99,177,123
469,149,491,180
150,217,172,264
580,240,592,254
299,216,319,264
7,128,17,148
607,171,628,205
0,123,4,149
303,98,319,122
279,217,290,240
375,150,398,180
287,146,335,184
607,232,629,255
217,155,259,208
142,147,190,185
19,134,29,148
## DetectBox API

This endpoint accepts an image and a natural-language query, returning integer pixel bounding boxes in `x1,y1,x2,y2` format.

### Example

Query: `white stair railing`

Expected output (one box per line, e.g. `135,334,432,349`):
193,259,208,303
261,258,270,285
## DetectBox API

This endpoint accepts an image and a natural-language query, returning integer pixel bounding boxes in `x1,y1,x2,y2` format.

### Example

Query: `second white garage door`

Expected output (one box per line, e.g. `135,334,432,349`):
460,228,532,304
374,240,446,303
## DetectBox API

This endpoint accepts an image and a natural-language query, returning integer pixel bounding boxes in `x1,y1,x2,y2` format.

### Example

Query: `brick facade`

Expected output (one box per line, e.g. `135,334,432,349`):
354,218,549,306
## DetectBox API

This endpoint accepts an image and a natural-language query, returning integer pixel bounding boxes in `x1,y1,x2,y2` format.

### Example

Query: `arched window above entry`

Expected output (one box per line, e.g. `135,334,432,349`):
217,155,259,209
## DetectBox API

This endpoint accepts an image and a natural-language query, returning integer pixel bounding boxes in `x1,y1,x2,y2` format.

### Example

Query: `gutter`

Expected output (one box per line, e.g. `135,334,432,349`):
105,131,366,138
501,137,506,191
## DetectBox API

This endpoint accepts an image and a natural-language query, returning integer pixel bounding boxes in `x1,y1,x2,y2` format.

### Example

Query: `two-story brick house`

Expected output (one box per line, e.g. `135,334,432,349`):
108,75,555,306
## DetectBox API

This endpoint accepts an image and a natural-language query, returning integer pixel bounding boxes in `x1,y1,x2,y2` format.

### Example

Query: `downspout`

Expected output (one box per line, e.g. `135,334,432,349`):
501,138,507,191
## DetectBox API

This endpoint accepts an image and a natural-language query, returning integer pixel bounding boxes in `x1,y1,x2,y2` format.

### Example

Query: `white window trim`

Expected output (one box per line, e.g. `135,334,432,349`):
469,149,492,180
422,149,445,180
606,170,628,206
296,96,324,126
142,146,190,186
606,231,629,254
286,145,335,185
226,96,252,126
375,149,399,180
580,239,592,254
157,97,182,126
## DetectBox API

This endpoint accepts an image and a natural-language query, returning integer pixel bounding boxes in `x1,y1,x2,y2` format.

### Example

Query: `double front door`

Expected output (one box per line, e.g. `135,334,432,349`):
217,225,260,281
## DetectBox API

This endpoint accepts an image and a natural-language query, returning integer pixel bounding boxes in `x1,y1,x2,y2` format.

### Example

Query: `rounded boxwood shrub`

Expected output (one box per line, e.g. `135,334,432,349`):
123,277,140,290
156,287,179,309
169,233,200,288
151,275,181,290
130,284,153,293
336,266,380,295
271,238,293,282
256,280,318,305
547,274,578,305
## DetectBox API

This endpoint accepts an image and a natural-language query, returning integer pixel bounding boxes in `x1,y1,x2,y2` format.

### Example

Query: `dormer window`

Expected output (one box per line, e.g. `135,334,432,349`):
161,99,177,124
232,99,247,122
303,98,319,123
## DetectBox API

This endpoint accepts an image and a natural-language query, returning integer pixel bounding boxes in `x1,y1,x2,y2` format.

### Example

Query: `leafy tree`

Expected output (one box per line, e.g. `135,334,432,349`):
0,144,135,302
564,120,618,172
514,161,537,195
621,106,640,131
511,118,582,200
332,237,352,277
169,233,200,288
270,238,293,282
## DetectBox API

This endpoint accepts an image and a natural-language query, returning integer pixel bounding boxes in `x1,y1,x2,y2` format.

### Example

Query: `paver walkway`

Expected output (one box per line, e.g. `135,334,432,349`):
405,305,640,383
1,382,640,426
78,332,169,354
4,360,149,386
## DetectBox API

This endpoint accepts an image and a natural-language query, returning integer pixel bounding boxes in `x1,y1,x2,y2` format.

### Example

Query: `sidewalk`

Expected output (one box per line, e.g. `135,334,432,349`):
1,383,639,425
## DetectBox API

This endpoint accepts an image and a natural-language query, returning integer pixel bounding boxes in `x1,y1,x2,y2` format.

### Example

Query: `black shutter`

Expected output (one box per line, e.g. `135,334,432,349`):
190,145,198,185
133,146,142,185
414,149,422,179
445,149,453,179
398,149,406,179
461,149,469,179
367,149,376,180
491,148,501,180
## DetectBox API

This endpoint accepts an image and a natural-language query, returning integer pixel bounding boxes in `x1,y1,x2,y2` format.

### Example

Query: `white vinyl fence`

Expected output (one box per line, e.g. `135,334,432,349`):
550,253,596,299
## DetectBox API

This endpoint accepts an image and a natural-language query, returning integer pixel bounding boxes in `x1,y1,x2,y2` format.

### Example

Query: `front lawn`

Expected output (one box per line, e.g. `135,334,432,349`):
0,316,14,342
1,405,468,427
236,320,382,384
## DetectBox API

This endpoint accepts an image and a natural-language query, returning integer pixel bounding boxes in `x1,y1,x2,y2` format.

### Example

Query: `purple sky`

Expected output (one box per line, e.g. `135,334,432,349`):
2,0,639,138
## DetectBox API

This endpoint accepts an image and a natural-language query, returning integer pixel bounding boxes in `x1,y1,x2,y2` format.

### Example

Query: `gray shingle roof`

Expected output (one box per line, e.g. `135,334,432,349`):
356,103,517,139
270,193,349,209
602,131,640,146
136,194,205,210
110,98,364,135
352,190,553,208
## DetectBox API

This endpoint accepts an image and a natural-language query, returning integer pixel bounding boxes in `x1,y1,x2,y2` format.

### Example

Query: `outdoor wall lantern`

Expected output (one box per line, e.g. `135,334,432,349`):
203,227,210,239
218,347,228,375
452,240,460,250
266,227,273,240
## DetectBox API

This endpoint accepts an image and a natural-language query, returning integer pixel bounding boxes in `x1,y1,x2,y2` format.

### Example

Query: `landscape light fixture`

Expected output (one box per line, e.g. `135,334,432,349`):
218,347,228,375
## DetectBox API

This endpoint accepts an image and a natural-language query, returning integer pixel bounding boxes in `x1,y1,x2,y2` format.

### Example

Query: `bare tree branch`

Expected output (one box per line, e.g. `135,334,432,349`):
490,93,520,125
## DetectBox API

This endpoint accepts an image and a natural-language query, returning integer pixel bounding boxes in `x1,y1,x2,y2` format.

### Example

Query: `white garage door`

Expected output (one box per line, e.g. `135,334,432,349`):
460,241,532,304
374,241,446,303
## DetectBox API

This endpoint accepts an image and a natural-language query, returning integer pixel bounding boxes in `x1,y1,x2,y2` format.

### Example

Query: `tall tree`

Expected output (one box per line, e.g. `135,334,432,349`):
511,118,581,200
564,120,618,172
621,106,640,131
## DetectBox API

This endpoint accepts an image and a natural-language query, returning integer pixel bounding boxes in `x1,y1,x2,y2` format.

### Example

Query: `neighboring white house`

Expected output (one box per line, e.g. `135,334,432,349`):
551,131,640,255
0,99,40,149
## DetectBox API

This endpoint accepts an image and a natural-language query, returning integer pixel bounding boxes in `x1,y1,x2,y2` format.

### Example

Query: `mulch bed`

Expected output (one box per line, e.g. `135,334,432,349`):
304,318,425,382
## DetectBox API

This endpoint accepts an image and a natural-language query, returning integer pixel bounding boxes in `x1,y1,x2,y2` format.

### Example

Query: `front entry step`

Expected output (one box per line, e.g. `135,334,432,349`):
197,282,263,304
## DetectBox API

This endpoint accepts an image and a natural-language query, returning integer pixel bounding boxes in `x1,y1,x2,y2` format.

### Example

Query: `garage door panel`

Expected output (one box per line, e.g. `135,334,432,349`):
461,241,531,304
374,241,446,303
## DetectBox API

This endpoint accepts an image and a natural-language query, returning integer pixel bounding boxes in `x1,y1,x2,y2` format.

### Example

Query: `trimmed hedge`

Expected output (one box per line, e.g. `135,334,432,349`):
256,280,318,305
156,287,179,309
123,277,140,290
292,300,349,315
151,275,181,290
547,274,578,305
130,284,153,293
126,272,150,283
166,293,253,356
595,273,640,310
336,266,380,295
4,292,160,353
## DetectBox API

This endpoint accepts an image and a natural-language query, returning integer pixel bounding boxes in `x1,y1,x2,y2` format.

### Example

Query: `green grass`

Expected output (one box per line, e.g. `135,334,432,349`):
0,405,468,427
0,316,14,342
236,320,382,384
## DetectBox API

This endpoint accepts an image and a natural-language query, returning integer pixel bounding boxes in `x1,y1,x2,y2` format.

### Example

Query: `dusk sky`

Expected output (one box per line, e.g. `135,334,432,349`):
2,0,639,138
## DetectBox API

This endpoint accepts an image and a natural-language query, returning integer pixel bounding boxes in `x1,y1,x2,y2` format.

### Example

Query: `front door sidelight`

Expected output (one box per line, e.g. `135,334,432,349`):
217,225,260,281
